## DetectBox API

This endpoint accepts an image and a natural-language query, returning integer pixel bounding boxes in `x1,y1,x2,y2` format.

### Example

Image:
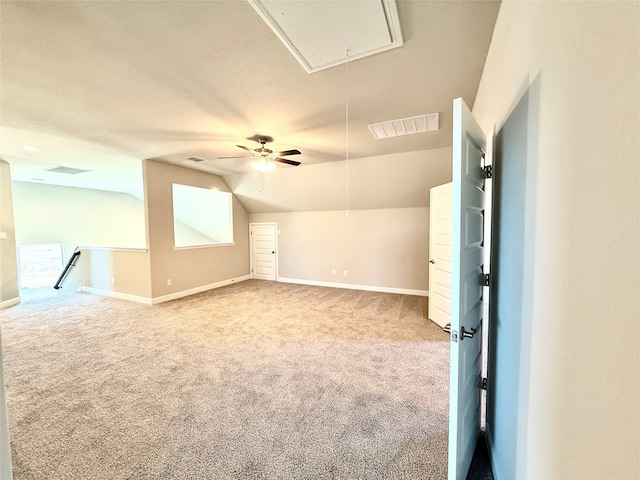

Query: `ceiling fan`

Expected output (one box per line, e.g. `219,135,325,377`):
218,135,302,172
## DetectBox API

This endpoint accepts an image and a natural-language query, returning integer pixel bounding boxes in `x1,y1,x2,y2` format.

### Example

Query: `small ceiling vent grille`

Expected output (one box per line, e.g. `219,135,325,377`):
368,113,439,139
46,166,91,175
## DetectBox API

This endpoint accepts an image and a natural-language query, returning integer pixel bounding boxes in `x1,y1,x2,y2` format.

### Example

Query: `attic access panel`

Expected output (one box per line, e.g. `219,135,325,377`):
248,0,403,73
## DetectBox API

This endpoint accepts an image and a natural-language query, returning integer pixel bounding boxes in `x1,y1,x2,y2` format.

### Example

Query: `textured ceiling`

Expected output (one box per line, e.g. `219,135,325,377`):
0,0,500,211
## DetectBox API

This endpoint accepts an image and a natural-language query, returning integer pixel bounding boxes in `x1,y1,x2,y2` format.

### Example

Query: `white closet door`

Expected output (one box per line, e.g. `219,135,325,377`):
429,182,453,329
250,223,277,281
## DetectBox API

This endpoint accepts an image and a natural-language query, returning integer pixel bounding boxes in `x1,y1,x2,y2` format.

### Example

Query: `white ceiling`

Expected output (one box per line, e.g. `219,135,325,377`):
0,0,500,210
247,0,404,72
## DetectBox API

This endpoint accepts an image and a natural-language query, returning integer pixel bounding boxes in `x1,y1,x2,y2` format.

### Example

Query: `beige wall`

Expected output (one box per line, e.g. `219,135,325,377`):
144,160,250,297
251,207,429,293
0,161,19,305
7,163,248,302
240,148,453,295
12,181,146,257
81,248,152,298
473,2,639,479
227,148,452,213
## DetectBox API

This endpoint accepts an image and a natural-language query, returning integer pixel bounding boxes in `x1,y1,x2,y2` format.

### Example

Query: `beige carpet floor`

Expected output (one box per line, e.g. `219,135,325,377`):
1,280,450,479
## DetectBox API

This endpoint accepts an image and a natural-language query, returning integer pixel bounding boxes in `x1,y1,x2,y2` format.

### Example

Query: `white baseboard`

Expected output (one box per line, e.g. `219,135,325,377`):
277,277,428,297
150,275,251,304
80,275,252,305
0,297,21,309
79,287,153,305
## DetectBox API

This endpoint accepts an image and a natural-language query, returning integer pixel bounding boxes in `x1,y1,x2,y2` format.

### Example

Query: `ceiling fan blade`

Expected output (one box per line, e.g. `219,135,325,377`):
276,149,301,156
275,157,301,166
217,155,252,159
236,145,252,152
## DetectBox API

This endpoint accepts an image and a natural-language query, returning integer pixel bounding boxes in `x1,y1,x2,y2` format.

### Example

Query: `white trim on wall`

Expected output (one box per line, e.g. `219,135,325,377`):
0,297,20,309
278,276,428,297
149,275,251,304
80,274,252,305
79,287,153,305
80,275,427,302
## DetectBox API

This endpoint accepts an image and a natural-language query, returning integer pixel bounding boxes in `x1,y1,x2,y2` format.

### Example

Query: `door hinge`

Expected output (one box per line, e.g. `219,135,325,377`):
482,377,488,390
482,273,491,287
483,165,493,179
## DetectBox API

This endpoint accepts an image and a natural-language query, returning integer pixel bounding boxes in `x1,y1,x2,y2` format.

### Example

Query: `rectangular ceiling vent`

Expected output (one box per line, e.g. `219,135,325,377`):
368,113,439,140
248,0,403,73
45,166,91,175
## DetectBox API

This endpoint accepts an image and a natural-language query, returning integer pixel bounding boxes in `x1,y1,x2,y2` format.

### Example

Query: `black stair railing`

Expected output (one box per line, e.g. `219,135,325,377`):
53,247,81,290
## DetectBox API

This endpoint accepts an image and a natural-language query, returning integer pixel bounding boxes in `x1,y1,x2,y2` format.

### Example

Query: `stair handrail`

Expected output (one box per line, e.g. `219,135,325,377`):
53,247,81,290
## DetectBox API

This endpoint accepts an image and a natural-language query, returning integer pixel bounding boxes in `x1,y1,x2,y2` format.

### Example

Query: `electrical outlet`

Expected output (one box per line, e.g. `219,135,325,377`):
111,277,115,285
343,270,348,277
167,279,172,286
332,269,336,275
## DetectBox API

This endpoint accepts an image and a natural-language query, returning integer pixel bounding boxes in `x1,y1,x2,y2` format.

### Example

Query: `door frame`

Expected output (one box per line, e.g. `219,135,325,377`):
480,125,495,432
249,222,278,281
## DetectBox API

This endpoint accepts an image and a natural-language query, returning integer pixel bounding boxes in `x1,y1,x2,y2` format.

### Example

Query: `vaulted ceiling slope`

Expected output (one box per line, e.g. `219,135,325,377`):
0,1,500,211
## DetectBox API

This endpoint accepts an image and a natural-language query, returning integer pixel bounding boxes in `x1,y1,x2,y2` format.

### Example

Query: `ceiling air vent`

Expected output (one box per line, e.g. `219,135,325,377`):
46,166,91,175
368,113,439,140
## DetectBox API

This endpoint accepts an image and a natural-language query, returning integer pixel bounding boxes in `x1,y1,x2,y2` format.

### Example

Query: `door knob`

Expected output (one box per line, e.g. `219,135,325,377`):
442,323,451,334
460,325,477,340
429,259,435,264
271,251,275,254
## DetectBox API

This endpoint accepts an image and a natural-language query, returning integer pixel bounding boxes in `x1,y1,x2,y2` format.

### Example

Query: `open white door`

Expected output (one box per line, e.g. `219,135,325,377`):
448,98,489,480
429,182,453,329
250,223,277,281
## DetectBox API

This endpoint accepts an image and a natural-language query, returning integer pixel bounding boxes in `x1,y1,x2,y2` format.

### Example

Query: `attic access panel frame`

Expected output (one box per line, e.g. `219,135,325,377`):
248,0,403,73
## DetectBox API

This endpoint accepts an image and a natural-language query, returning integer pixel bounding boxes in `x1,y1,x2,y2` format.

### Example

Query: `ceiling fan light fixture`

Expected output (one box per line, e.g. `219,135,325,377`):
251,158,277,173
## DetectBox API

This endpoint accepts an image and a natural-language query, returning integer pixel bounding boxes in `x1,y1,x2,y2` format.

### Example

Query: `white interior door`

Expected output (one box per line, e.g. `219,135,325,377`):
250,223,277,281
429,182,453,328
448,98,489,480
